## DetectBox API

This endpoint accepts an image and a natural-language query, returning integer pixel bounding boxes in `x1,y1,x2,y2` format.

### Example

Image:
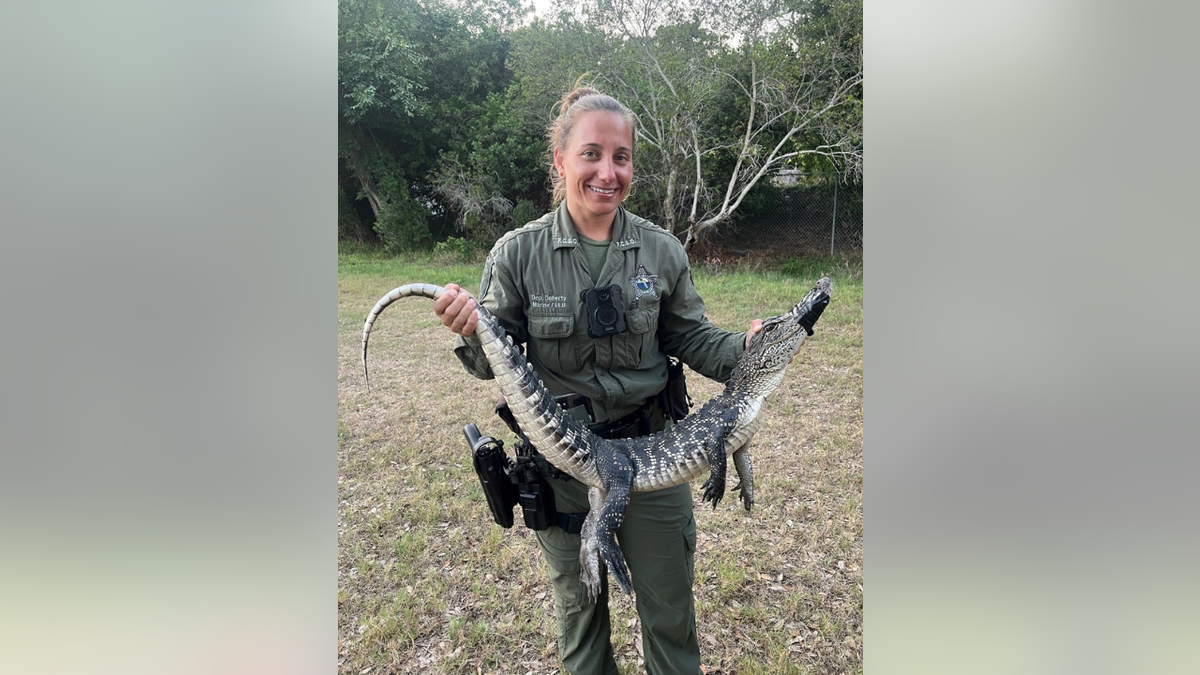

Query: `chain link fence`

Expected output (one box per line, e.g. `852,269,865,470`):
709,174,862,256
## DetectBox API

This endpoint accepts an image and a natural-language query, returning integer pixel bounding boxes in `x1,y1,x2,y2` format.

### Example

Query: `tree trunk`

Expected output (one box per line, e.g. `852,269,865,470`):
661,167,677,233
345,125,383,221
350,151,383,222
680,211,697,252
681,226,697,252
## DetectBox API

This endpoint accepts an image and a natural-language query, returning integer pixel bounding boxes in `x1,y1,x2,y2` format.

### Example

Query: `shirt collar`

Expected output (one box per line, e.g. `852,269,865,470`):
550,203,642,251
551,202,579,249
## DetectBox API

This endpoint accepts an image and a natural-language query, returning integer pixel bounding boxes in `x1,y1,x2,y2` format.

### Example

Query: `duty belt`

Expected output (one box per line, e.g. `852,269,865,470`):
589,397,664,439
492,393,667,535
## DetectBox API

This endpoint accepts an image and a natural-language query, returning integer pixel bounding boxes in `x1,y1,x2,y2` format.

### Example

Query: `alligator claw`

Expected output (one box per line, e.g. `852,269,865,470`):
701,475,726,508
702,429,729,508
732,481,754,511
580,552,602,600
601,538,633,595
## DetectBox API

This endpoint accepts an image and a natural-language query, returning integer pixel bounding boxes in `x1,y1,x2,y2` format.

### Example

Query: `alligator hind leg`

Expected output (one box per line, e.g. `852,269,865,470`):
596,469,634,594
579,463,635,597
579,487,606,600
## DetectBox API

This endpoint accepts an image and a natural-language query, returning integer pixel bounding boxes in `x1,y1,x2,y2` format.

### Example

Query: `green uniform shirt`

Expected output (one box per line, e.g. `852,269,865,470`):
454,203,746,424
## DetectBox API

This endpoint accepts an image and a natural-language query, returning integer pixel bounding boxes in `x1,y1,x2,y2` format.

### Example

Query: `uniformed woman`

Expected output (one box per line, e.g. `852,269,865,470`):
433,86,763,675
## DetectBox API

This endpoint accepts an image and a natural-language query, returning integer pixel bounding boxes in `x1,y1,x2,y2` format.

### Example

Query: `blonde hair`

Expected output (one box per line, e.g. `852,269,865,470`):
547,85,638,205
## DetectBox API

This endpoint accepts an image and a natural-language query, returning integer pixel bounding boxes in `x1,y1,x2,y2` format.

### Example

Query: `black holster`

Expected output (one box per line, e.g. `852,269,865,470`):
463,423,518,528
510,443,556,531
661,356,692,422
463,422,557,531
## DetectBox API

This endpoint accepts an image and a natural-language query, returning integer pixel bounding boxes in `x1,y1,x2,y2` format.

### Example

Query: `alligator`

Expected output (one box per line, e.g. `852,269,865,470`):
361,277,831,598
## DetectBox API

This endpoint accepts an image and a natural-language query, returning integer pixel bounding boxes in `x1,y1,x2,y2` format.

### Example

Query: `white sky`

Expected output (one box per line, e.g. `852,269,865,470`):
525,0,559,20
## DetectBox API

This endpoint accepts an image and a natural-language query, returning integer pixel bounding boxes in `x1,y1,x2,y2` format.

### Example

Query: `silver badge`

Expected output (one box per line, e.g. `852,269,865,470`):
628,264,659,301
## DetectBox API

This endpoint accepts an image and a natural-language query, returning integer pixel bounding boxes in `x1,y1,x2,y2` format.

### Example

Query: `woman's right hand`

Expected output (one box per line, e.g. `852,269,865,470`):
432,283,479,337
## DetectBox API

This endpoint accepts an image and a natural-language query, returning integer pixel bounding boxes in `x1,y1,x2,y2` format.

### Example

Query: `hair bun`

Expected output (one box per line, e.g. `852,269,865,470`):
559,86,601,117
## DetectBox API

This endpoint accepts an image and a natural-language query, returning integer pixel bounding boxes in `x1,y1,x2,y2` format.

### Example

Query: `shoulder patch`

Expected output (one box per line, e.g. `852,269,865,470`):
623,211,670,235
495,214,554,249
479,255,495,298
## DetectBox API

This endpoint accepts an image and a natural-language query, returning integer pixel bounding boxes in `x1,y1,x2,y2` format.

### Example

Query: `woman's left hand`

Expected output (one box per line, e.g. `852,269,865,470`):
745,319,763,349
745,318,799,363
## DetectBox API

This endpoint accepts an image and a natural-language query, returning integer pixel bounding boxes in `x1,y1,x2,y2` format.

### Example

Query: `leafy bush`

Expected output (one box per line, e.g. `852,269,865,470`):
373,190,431,253
510,199,541,229
432,236,485,263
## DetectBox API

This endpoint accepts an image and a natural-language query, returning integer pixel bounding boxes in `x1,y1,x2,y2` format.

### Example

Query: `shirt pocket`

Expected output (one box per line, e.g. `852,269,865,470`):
614,298,660,369
527,314,582,374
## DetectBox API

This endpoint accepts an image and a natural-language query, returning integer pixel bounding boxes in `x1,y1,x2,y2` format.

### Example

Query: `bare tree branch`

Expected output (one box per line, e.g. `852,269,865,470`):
590,0,861,248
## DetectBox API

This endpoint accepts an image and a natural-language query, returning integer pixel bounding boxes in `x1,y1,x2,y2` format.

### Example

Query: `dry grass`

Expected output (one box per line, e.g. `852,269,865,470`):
338,253,862,675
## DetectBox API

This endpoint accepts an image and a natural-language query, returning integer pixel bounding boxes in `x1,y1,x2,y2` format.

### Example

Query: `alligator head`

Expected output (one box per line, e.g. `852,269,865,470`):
726,277,832,396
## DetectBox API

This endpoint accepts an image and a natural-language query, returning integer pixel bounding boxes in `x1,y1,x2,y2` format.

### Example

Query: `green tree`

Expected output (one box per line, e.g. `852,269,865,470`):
338,0,429,249
429,17,613,238
338,0,525,250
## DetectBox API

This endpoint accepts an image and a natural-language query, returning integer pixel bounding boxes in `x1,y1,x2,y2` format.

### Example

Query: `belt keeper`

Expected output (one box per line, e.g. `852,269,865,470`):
555,512,587,535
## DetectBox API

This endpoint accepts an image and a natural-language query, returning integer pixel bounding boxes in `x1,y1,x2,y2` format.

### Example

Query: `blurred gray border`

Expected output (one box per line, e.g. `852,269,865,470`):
2,0,1198,672
867,1,1199,672
1,1,334,672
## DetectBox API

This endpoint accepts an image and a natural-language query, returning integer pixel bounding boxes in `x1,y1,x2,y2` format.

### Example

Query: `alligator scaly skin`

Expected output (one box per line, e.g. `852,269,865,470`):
361,278,832,597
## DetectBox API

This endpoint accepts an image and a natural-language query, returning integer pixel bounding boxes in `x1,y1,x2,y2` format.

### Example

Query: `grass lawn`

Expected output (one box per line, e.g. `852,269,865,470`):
338,246,863,675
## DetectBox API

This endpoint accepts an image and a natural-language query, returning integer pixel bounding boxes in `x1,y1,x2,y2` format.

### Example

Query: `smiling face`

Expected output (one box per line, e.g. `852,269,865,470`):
553,110,634,236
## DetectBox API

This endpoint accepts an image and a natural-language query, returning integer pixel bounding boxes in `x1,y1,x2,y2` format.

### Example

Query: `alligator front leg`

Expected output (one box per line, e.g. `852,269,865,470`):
700,440,727,507
700,407,741,507
731,446,755,511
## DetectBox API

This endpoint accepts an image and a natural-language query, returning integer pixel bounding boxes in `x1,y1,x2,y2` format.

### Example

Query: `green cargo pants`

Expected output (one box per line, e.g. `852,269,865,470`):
533,463,700,675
